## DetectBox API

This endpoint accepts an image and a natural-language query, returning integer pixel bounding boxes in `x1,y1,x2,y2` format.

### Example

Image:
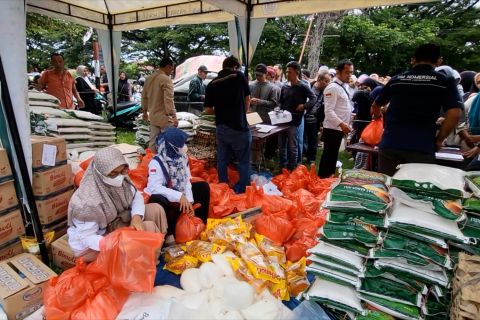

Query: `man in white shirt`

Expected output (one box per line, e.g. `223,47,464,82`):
318,59,354,178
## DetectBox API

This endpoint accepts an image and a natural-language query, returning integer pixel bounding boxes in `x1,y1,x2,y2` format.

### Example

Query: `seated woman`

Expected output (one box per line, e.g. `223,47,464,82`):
67,147,167,262
145,127,210,239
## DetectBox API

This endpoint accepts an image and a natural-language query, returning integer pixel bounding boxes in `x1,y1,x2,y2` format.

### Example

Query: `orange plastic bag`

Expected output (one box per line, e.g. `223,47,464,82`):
128,151,154,192
79,157,93,171
175,213,206,243
361,118,384,146
284,235,317,262
44,258,129,320
255,207,295,245
74,170,85,187
209,183,236,218
92,227,164,292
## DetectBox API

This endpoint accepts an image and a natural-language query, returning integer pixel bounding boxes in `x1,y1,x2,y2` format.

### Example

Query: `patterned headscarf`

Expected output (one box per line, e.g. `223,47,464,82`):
156,128,189,193
68,147,135,229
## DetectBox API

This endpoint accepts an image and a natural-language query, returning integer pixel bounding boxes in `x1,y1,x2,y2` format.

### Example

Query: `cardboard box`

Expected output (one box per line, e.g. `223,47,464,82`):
51,235,75,270
32,164,73,197
0,210,25,247
35,187,74,225
0,240,23,262
0,148,13,183
0,181,18,214
31,136,67,170
0,253,56,320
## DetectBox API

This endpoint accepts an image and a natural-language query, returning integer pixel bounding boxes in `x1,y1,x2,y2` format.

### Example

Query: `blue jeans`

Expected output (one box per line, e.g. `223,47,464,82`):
216,124,252,193
297,117,304,162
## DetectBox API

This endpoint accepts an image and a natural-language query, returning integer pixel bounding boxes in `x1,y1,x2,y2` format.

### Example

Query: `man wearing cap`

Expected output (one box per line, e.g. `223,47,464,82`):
188,65,208,103
249,64,278,123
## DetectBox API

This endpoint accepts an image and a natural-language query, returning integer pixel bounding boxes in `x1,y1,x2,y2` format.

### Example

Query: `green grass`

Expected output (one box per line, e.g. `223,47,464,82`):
116,128,136,144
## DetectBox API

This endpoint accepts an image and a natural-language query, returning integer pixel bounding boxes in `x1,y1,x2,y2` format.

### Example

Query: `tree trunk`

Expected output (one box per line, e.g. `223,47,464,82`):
307,12,344,76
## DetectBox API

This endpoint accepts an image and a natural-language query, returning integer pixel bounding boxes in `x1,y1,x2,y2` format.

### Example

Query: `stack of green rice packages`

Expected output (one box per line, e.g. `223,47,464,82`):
462,172,480,257
382,163,471,319
304,170,392,318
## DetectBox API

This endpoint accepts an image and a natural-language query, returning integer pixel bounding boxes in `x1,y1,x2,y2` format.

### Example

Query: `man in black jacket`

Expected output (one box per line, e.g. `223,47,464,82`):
278,61,317,170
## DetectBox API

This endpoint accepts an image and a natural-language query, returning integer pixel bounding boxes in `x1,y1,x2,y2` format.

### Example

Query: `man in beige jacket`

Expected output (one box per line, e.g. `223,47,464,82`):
142,57,178,151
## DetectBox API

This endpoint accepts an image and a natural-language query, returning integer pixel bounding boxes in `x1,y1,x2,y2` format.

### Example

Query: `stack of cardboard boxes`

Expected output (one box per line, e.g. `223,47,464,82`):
0,148,25,261
31,136,73,241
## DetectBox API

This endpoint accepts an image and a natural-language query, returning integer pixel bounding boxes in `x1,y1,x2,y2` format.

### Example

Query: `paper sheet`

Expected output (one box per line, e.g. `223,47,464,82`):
435,152,464,161
256,124,277,133
41,144,57,166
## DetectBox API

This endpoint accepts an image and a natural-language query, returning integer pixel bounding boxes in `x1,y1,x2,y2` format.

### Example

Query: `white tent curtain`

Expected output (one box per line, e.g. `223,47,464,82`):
238,18,267,64
96,29,122,103
0,0,31,172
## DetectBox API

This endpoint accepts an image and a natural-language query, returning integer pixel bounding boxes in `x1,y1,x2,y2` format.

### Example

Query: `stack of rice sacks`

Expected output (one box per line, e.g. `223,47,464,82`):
304,170,391,318
133,112,198,149
28,91,116,159
189,113,217,167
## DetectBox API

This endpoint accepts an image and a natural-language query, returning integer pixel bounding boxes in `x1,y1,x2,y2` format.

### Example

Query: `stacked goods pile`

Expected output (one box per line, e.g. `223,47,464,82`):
305,170,392,318
134,112,198,148
0,147,25,261
164,216,310,309
189,113,217,167
31,136,74,242
450,253,480,320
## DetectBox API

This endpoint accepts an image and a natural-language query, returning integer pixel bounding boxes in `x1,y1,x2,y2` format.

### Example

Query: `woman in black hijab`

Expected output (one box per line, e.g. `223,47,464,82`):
117,71,132,103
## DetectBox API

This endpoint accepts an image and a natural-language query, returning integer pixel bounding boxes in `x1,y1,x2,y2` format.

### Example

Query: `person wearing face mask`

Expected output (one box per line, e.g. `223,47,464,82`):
67,147,168,262
145,127,210,240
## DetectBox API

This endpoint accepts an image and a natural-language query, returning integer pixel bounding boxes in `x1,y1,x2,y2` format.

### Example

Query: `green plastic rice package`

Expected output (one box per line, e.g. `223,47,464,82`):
327,210,385,227
304,278,365,315
308,254,363,277
392,163,468,200
465,172,480,198
307,240,366,273
390,187,465,222
378,232,452,269
364,262,427,295
389,226,448,249
306,262,362,288
359,293,421,320
356,310,395,320
447,240,480,265
421,287,450,317
458,214,480,239
387,203,470,244
373,259,450,288
341,169,391,185
370,249,445,271
463,197,480,214
324,180,392,213
319,222,383,247
359,276,423,307
320,238,370,257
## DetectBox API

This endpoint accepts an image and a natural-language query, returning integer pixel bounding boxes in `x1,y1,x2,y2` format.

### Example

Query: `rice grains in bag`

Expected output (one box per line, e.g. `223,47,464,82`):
392,163,467,200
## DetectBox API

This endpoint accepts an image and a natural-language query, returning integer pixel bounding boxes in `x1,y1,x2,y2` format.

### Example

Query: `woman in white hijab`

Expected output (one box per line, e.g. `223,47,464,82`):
67,147,167,262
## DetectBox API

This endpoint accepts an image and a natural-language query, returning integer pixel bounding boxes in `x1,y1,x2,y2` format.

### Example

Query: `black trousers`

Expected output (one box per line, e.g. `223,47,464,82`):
305,121,320,162
378,148,435,177
149,181,210,236
318,128,344,178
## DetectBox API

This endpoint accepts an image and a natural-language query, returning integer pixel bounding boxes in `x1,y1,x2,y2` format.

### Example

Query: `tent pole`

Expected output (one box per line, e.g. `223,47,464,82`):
244,0,252,77
299,14,315,64
108,14,116,118
0,56,49,264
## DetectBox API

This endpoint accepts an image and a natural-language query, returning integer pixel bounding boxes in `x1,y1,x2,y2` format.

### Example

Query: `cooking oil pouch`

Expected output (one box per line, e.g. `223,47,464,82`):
237,240,281,283
254,233,287,267
185,240,226,263
164,255,199,275
164,244,186,262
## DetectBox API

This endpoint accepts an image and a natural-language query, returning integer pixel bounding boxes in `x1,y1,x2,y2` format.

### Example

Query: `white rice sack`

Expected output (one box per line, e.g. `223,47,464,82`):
388,202,470,243
45,118,90,131
52,134,91,141
55,127,92,134
154,285,186,300
66,109,104,121
66,142,96,149
199,262,224,289
212,253,235,277
304,278,365,315
221,278,255,311
30,106,70,118
180,268,202,293
91,130,116,136
307,241,366,271
115,288,171,320
28,90,60,103
306,262,362,288
88,122,115,130
177,112,199,122
392,163,468,199
90,136,117,142
178,120,194,129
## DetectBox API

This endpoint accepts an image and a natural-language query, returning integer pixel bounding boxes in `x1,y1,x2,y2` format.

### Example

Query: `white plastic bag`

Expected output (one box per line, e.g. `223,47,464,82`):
268,110,292,125
116,287,171,320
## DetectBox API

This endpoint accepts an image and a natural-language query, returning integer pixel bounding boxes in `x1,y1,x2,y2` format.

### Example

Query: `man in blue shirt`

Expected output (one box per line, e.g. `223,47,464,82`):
204,56,251,193
278,61,317,170
371,44,463,176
